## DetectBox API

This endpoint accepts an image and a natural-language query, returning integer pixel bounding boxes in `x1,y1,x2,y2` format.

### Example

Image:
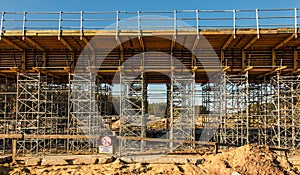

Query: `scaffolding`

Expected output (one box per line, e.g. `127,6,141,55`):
0,78,16,155
271,73,300,152
248,81,273,146
16,73,47,155
170,72,195,150
68,73,98,153
119,71,146,155
0,8,300,157
219,72,249,146
1,70,300,155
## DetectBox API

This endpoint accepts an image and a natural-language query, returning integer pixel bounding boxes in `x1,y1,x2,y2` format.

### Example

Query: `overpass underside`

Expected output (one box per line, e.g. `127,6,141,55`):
0,28,300,156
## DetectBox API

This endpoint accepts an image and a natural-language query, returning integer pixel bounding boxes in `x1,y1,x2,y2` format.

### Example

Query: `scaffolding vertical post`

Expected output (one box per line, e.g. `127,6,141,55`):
119,65,146,155
58,11,62,40
255,9,260,39
0,11,4,40
233,9,236,38
245,71,249,144
295,8,298,38
22,12,26,40
277,71,281,148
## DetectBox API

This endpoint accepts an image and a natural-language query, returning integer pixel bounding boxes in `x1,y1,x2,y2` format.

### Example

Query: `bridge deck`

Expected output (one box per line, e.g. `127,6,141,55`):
0,28,299,83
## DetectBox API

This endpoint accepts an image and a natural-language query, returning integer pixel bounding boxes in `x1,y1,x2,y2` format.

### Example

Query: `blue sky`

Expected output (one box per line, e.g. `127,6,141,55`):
0,0,299,12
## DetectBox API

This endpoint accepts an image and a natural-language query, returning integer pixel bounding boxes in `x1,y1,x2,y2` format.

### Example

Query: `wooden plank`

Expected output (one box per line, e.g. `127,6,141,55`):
242,49,246,70
22,51,26,71
294,48,298,70
70,51,75,71
117,136,216,145
82,36,94,52
1,37,23,51
243,36,258,50
221,35,234,50
42,52,47,68
274,34,295,49
243,66,254,72
59,37,73,51
138,35,145,51
272,49,276,67
258,66,288,78
1,28,296,37
0,134,212,146
24,37,45,51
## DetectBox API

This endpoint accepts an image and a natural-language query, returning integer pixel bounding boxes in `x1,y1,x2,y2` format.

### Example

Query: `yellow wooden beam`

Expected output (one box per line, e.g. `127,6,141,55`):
120,49,125,64
22,51,26,71
59,37,73,51
242,49,246,70
71,51,75,71
272,49,276,67
82,36,94,52
243,36,259,50
24,37,45,51
294,48,298,70
220,50,225,67
242,66,254,73
274,66,287,72
274,34,295,50
258,66,287,78
222,66,230,72
138,35,145,51
221,35,234,50
1,37,23,51
42,52,47,68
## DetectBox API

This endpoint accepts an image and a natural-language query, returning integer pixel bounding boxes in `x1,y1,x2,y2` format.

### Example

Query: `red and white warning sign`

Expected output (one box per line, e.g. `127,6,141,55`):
100,136,112,146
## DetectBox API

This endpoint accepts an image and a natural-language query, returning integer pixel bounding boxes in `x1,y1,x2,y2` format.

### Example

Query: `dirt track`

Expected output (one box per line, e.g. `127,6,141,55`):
0,145,299,175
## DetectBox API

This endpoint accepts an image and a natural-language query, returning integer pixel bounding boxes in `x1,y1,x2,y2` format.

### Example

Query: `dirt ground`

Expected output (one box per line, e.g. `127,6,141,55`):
0,144,299,175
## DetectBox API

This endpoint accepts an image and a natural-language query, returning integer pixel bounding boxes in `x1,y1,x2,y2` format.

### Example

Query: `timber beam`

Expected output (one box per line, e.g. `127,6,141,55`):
59,37,73,51
272,49,276,67
1,37,23,51
274,34,295,50
294,48,298,70
241,66,253,73
24,37,45,51
258,66,287,78
82,36,94,52
138,35,145,51
220,35,234,66
243,36,259,50
221,35,235,50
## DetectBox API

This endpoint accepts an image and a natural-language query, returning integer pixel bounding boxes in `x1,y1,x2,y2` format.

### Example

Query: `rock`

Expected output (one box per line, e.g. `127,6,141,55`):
41,157,67,166
96,156,116,164
187,158,205,165
231,171,241,175
24,158,41,166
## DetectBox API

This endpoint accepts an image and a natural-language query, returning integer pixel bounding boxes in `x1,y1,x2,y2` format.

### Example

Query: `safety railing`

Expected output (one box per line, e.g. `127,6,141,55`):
0,8,299,37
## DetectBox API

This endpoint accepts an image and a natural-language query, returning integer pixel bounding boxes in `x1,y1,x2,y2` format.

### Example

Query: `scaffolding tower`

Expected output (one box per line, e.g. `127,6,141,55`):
219,72,249,146
271,73,300,152
119,71,147,155
68,73,98,153
0,78,16,155
170,72,195,150
16,73,48,155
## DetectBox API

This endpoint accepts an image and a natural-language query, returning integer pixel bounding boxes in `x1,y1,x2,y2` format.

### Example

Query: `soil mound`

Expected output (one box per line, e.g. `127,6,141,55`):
201,144,298,175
